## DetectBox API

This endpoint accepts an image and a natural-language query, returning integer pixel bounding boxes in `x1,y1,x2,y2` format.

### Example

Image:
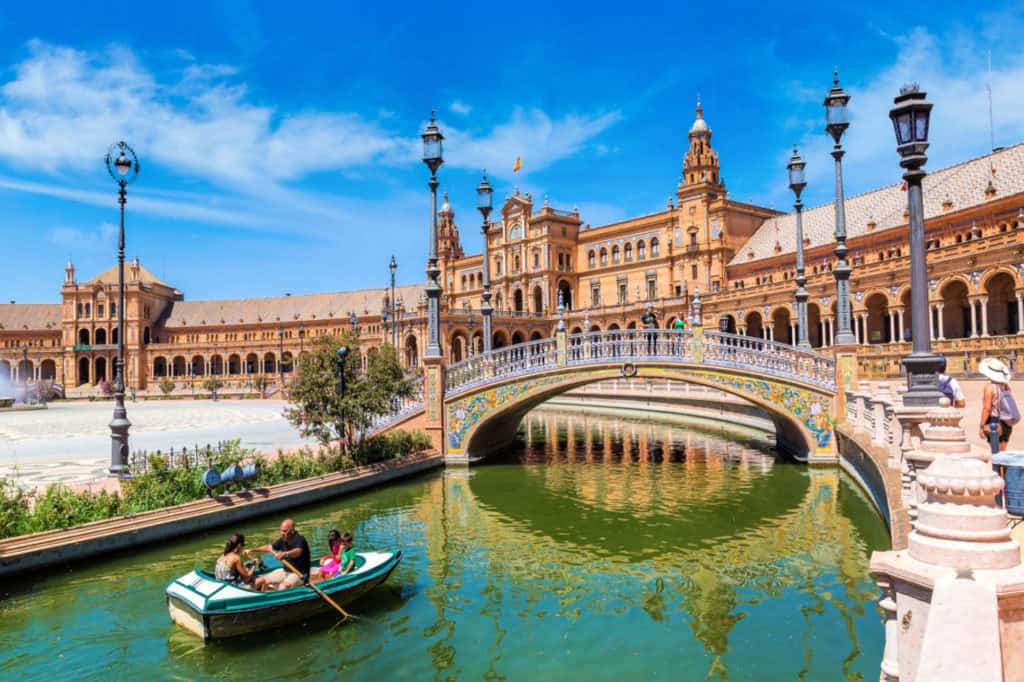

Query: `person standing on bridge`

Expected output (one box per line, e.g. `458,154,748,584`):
642,307,659,355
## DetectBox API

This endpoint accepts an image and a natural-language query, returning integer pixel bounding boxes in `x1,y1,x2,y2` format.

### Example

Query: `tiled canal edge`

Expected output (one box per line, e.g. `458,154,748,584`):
0,451,442,578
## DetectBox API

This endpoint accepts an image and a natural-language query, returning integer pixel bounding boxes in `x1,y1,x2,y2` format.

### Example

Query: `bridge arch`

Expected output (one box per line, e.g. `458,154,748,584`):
446,362,833,464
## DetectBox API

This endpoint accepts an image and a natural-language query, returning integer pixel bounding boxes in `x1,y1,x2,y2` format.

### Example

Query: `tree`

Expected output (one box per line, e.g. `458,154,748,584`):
252,376,268,398
285,334,414,448
202,377,223,394
158,377,175,396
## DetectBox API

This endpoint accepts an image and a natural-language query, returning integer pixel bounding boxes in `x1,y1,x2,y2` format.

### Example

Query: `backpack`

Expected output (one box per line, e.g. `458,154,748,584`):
998,385,1021,426
937,375,956,402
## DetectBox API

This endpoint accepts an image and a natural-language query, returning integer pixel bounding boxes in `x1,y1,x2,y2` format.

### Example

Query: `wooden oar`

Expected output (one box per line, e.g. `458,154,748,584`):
279,557,355,622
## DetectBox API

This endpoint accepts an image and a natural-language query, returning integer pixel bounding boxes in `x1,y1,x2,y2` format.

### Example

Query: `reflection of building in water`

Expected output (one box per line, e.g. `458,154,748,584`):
412,438,875,679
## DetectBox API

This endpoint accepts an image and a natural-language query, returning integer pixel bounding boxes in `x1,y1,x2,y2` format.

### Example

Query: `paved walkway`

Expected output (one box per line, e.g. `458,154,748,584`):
0,399,315,487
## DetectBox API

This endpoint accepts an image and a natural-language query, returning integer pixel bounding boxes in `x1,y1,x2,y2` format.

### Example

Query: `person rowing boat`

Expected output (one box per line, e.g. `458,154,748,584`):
246,518,311,590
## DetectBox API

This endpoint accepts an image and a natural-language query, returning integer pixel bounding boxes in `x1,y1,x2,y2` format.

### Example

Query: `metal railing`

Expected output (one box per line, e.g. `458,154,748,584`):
444,329,836,395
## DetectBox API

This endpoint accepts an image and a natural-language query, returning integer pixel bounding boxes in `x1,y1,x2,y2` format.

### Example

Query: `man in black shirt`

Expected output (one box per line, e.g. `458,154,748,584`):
247,519,311,590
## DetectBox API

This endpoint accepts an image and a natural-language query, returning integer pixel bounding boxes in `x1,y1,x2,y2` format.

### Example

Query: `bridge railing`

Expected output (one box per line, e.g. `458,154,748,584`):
364,373,425,438
701,331,836,389
567,329,694,364
444,328,836,396
446,337,559,392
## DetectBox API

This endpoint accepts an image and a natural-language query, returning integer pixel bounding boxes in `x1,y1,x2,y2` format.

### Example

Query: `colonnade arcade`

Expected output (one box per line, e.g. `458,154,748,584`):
0,359,58,383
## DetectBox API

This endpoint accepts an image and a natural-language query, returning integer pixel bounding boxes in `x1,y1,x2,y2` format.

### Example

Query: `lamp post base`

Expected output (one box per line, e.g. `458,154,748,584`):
901,353,945,407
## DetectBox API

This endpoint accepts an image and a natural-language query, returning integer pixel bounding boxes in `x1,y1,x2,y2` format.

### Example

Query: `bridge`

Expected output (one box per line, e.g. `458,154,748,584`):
370,323,848,465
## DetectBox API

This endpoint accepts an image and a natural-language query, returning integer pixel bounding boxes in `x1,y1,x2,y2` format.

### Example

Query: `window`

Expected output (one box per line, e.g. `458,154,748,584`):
111,303,116,317
651,238,660,257
646,277,657,300
612,246,620,264
85,303,92,318
618,282,627,304
624,243,633,262
712,280,720,293
588,250,596,268
76,303,83,317
637,241,646,260
514,255,520,272
533,251,540,270
461,275,467,291
590,284,601,307
558,253,564,269
691,264,698,279
565,254,571,269
98,304,105,318
495,257,502,275
690,233,698,247
599,248,608,266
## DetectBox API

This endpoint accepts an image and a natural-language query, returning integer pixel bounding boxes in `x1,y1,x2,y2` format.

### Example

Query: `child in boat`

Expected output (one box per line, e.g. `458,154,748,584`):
338,531,357,576
215,534,268,591
314,529,343,581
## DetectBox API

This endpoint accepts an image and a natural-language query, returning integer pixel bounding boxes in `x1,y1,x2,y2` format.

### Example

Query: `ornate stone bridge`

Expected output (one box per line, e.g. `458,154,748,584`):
371,325,848,465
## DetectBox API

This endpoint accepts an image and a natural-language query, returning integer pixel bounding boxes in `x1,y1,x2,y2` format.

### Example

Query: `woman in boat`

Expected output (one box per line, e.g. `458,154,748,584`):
216,534,267,591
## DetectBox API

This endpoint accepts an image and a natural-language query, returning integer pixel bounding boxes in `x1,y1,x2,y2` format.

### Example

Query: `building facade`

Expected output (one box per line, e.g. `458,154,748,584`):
3,104,1023,394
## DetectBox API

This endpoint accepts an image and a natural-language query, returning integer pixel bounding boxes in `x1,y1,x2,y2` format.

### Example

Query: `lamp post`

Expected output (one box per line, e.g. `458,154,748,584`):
421,111,444,358
389,255,398,347
21,344,28,401
824,71,856,346
381,305,389,343
350,311,360,337
336,346,349,451
788,146,811,350
211,340,219,402
477,171,494,353
298,322,305,358
104,141,139,477
890,84,942,405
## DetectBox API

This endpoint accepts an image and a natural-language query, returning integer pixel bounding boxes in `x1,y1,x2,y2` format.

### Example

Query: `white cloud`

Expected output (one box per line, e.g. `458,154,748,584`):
449,100,472,116
46,221,118,249
780,26,1024,209
441,108,622,178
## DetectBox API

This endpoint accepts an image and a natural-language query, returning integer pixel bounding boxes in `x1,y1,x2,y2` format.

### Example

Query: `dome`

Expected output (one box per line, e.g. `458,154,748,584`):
688,97,710,135
439,190,453,217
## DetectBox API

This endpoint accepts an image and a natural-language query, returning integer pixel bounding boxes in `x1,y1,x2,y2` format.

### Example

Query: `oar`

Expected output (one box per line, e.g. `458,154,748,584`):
279,557,356,622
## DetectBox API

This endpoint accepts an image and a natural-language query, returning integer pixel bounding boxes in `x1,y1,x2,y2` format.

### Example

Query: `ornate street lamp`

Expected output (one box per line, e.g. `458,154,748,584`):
298,323,305,357
788,146,811,350
421,111,444,358
104,141,139,477
21,344,28,399
477,170,494,353
824,71,856,346
890,85,941,405
336,346,349,449
389,255,398,347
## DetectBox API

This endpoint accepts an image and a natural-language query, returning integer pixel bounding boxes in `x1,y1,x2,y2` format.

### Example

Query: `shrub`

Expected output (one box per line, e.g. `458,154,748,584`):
30,485,123,532
0,479,32,539
158,378,175,396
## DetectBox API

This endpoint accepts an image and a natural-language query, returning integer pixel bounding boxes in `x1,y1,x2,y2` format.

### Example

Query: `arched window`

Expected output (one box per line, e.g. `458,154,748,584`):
624,243,632,262
514,254,520,272
651,238,660,257
637,241,646,260
495,256,502,275
461,275,467,291
599,248,608,266
588,250,596,268
611,245,620,264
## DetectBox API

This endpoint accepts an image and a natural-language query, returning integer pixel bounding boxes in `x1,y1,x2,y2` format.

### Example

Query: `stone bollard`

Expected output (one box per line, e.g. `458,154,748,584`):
856,380,871,433
871,398,1024,682
895,385,931,519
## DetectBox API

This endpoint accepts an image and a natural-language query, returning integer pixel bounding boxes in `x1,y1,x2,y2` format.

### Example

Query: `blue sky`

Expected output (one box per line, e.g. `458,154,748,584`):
1,1,1022,303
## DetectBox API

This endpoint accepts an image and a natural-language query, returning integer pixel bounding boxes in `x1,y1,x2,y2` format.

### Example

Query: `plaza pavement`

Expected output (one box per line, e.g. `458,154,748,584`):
0,399,315,488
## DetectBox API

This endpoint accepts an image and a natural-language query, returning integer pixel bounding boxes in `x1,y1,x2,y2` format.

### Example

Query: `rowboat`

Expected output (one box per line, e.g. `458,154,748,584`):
166,550,402,641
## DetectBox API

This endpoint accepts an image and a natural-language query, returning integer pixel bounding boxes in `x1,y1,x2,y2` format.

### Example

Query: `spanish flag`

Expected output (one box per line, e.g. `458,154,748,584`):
513,156,522,173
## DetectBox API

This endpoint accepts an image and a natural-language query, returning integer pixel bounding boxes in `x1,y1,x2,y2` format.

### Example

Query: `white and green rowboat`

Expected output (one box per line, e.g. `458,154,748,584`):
166,550,402,641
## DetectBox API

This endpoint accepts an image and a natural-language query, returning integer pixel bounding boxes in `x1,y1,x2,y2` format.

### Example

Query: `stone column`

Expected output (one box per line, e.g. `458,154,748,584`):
936,302,946,340
790,322,796,343
1017,293,1024,335
980,296,990,336
889,312,897,344
877,575,900,682
969,298,979,338
896,307,905,343
767,323,774,342
929,304,936,340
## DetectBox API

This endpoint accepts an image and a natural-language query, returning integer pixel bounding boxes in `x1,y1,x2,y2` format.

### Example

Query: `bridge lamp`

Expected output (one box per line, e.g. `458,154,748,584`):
890,84,941,406
421,111,444,358
824,71,855,347
336,346,349,448
787,146,811,350
477,170,495,354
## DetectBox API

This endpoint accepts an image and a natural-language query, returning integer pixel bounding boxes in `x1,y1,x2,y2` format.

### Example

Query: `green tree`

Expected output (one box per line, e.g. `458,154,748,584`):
285,334,414,448
158,377,175,396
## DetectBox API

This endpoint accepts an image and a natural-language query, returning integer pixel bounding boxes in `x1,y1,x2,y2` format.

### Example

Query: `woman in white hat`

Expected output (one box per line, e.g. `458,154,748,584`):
978,357,1019,453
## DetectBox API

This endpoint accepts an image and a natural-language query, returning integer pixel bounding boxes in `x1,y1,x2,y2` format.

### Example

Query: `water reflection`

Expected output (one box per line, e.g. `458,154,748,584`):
0,408,887,681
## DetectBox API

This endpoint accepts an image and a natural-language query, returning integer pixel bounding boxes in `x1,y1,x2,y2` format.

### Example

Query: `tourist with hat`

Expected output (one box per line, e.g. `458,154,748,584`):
978,357,1021,454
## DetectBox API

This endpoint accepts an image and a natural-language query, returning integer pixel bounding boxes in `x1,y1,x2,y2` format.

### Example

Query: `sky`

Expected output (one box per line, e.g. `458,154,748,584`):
1,1,1023,304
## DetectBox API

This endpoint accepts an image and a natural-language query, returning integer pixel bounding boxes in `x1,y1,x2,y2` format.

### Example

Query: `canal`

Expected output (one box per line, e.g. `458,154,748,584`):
0,408,888,680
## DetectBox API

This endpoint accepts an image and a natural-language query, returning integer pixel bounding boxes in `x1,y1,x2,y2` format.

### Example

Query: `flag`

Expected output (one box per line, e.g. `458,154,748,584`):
513,156,522,173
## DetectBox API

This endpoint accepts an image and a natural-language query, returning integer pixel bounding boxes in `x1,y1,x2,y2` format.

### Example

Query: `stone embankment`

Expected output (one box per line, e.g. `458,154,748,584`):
0,450,441,578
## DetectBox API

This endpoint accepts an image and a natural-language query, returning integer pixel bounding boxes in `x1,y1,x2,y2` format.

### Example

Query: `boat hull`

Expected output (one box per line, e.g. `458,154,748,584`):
167,551,401,641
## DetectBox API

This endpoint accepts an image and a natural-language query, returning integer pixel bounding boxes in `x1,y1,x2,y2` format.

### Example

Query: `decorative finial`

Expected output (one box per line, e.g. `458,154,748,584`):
544,194,549,208
833,67,839,86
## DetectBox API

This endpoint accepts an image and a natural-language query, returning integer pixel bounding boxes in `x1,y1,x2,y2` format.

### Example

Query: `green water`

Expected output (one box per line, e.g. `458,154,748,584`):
0,409,888,681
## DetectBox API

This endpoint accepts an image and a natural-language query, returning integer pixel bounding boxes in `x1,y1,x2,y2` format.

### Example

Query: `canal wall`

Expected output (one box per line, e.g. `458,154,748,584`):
0,450,442,578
